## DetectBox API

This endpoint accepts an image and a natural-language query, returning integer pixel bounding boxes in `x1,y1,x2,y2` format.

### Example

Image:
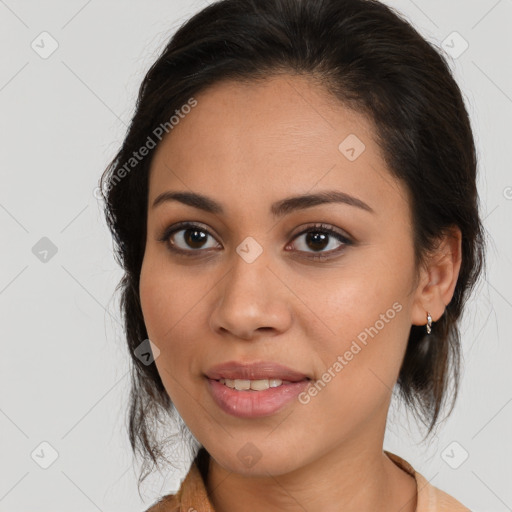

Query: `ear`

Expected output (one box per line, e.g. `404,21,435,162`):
411,226,462,327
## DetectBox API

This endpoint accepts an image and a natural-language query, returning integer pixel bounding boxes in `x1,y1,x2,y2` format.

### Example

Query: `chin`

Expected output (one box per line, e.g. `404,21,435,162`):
206,438,309,477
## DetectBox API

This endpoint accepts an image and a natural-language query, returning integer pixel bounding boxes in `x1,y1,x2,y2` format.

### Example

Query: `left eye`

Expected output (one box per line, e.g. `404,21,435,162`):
287,224,353,260
287,224,352,256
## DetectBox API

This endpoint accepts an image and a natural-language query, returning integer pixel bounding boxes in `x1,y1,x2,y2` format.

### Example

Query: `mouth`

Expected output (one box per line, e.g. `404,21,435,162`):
205,360,310,382
217,377,297,391
205,361,311,418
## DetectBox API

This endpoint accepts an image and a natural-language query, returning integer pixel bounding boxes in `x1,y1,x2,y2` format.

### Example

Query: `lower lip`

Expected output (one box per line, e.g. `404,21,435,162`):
206,378,310,418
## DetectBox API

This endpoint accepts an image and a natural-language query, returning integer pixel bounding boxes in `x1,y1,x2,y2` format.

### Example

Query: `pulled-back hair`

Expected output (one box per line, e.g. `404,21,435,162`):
99,0,486,487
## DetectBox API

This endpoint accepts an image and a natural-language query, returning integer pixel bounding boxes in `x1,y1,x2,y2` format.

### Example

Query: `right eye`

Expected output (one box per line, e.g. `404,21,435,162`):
158,222,222,256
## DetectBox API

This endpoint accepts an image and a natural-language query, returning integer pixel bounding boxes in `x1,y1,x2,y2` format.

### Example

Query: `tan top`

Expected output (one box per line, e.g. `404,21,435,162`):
145,450,470,512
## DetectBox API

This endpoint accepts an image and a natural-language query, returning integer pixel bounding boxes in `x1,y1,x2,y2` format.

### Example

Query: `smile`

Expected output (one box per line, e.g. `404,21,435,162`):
218,378,286,390
207,377,310,418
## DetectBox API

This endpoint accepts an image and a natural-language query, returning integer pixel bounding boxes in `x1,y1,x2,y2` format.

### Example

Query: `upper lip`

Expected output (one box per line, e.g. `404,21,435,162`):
205,361,309,382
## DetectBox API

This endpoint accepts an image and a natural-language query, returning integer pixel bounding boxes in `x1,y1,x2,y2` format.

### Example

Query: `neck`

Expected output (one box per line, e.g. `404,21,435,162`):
205,438,417,512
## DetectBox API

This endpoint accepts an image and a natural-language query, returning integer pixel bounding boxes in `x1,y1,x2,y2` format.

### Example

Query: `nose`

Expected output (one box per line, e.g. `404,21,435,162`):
209,249,293,341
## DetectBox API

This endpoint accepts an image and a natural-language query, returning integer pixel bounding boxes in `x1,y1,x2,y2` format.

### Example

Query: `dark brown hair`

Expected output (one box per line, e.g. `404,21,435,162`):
99,0,486,487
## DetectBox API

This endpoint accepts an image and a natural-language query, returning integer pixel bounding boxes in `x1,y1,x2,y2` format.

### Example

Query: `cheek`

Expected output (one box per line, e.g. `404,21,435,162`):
294,286,412,440
139,275,167,343
139,255,208,396
302,250,415,393
139,253,198,341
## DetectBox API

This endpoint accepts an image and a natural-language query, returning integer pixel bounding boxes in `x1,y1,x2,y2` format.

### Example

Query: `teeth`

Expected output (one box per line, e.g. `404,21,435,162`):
234,379,251,390
250,379,269,391
219,378,284,390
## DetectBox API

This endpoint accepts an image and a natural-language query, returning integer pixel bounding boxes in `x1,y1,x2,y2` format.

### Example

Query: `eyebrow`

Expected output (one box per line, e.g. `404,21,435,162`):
152,190,375,217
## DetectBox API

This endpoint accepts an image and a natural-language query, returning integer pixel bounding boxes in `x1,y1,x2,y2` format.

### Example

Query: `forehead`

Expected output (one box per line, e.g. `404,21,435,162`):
148,74,406,219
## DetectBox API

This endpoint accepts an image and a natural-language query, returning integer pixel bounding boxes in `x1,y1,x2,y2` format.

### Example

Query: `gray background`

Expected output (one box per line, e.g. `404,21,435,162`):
0,0,511,510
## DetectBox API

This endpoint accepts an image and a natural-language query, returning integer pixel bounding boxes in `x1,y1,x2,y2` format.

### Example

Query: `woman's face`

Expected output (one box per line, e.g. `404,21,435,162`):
139,74,429,475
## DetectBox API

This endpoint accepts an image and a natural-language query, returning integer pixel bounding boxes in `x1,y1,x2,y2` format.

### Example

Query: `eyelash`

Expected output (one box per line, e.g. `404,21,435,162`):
157,222,353,261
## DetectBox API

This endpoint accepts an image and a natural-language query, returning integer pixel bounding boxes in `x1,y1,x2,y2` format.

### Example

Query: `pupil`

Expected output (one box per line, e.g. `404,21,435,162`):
306,232,328,251
185,229,207,248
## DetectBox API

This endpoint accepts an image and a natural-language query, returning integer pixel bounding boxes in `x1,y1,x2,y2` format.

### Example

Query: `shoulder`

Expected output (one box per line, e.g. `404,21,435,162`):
143,493,180,512
142,453,211,512
413,470,471,512
385,451,471,512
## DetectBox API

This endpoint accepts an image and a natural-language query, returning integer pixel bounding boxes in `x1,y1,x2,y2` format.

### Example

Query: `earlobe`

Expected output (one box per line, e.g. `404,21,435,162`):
411,226,462,327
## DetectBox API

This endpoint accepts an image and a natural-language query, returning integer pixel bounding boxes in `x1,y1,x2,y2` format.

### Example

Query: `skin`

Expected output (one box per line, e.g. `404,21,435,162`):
139,73,462,512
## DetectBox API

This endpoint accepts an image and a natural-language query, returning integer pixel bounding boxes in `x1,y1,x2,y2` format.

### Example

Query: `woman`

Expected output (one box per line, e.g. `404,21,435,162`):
99,0,486,510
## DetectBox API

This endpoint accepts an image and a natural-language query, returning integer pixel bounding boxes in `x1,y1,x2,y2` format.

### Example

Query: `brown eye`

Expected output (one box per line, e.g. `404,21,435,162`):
287,223,353,260
158,221,353,260
180,228,208,249
159,222,221,254
303,232,330,251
